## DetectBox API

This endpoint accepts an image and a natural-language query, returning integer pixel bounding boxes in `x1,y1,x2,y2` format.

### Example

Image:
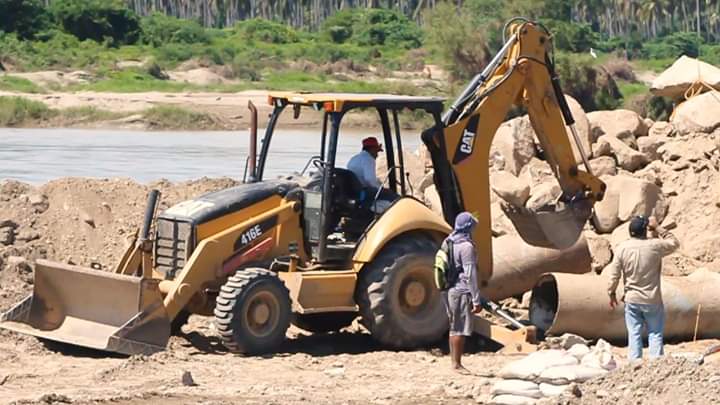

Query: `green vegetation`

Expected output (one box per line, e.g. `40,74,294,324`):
0,96,54,126
0,76,44,93
3,0,720,116
142,105,218,130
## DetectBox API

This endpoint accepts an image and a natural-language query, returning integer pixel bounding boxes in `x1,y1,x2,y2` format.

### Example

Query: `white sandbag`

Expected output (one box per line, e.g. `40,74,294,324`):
499,350,578,380
581,339,617,371
491,379,542,399
538,364,608,384
539,383,570,397
567,343,591,360
491,394,538,405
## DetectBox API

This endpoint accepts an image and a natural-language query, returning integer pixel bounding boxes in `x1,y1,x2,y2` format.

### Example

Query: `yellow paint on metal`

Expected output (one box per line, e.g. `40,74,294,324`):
352,198,450,267
278,271,358,314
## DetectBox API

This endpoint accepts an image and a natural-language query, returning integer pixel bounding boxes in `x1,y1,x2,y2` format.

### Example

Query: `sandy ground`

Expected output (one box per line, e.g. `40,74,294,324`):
2,319,719,405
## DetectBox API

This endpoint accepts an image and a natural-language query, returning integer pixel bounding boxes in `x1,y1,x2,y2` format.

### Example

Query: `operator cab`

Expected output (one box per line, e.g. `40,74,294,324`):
246,93,446,265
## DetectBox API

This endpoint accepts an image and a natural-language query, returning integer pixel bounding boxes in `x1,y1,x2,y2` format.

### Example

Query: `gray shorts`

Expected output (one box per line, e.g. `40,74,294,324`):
444,289,473,336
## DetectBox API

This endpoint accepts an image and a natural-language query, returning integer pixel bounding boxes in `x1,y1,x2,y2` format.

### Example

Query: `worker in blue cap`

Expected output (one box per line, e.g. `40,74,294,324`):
607,215,679,360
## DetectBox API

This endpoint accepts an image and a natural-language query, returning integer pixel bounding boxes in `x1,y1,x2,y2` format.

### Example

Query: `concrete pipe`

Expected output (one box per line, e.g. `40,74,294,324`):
481,235,592,302
530,270,720,341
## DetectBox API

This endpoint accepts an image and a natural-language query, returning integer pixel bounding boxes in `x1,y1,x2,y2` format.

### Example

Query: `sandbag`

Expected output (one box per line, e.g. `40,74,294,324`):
491,394,538,405
538,364,608,384
539,383,570,397
499,349,578,380
567,343,591,360
581,339,617,371
490,379,542,399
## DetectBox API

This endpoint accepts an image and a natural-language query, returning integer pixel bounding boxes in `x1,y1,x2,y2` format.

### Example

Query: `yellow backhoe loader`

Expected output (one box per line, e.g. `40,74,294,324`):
0,19,605,356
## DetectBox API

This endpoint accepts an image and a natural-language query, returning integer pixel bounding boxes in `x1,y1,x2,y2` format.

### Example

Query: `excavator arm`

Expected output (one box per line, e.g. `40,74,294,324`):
423,19,606,283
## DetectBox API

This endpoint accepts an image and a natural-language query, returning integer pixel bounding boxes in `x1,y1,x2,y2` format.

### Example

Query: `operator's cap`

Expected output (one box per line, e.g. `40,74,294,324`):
362,137,383,151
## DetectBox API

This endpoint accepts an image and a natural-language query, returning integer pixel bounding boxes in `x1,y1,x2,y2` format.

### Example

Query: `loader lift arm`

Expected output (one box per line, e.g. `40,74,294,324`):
423,19,606,284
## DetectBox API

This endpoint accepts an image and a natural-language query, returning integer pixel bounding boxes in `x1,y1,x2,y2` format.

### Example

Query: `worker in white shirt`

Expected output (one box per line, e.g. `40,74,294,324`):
347,137,397,211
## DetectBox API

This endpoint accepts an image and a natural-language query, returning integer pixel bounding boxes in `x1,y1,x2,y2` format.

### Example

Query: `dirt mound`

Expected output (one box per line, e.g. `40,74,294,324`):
565,357,720,404
0,177,240,311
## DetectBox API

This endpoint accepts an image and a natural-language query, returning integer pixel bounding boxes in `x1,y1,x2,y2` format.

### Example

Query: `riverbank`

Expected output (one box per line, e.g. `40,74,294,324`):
0,90,378,131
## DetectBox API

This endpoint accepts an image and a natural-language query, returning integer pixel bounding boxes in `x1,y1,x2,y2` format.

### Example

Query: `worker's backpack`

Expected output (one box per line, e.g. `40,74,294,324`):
434,239,459,290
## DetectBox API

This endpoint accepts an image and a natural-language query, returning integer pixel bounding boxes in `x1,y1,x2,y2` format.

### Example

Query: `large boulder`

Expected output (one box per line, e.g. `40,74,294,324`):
592,175,667,234
519,157,555,187
649,121,676,138
671,91,720,134
492,116,536,175
650,56,720,99
565,94,593,164
586,233,613,273
491,171,531,207
525,181,561,211
637,136,668,161
588,156,617,177
587,109,648,143
593,135,648,172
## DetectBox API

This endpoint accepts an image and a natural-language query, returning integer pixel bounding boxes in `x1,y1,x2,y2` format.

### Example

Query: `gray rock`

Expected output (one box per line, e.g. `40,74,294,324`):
588,156,617,177
595,135,648,172
492,116,537,175
0,227,14,246
181,370,197,386
649,121,675,138
526,182,561,211
491,171,531,208
638,136,668,161
28,193,49,213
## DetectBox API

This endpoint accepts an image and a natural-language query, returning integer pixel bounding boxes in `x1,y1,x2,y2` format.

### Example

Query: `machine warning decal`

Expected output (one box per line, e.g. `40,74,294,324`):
452,114,479,165
233,216,278,251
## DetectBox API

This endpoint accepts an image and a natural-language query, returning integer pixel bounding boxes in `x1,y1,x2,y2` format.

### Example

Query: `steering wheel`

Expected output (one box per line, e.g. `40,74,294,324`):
312,157,327,171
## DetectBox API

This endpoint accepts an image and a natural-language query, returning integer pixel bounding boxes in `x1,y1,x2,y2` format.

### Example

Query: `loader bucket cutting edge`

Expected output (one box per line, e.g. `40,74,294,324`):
0,260,170,356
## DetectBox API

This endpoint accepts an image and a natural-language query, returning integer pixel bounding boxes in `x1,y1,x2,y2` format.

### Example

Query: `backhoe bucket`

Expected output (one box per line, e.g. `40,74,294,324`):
501,199,592,250
0,260,170,355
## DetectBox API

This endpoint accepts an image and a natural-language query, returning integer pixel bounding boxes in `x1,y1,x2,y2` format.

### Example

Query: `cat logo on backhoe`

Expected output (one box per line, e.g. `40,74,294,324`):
453,114,479,164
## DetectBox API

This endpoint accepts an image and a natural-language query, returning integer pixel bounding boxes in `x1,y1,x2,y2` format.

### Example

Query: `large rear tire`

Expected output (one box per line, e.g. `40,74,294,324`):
355,235,447,348
291,312,356,334
214,268,291,354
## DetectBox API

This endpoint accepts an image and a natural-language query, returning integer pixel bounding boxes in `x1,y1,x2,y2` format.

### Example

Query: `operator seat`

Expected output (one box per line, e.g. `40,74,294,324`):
329,168,374,238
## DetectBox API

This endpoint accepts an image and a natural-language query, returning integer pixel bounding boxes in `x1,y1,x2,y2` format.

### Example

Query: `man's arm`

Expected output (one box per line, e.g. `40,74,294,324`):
463,245,483,309
364,157,382,189
606,249,622,309
648,217,679,256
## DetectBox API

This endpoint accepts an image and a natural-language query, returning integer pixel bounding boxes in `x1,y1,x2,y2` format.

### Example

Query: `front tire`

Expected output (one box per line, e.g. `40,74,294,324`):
355,235,447,348
214,268,291,354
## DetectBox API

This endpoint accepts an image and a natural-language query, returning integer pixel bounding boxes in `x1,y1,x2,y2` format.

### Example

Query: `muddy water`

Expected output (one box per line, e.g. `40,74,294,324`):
0,128,421,184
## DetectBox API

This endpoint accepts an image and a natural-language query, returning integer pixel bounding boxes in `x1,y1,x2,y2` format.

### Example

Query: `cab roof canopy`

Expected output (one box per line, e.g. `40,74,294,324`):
267,92,446,113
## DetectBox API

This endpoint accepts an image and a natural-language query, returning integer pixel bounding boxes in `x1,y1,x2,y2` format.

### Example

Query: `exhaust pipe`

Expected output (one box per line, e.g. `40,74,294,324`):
530,270,720,341
481,234,592,301
247,101,258,182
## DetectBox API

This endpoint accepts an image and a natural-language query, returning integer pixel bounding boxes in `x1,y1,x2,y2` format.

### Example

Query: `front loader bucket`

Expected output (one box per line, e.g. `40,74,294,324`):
501,199,592,250
0,260,170,356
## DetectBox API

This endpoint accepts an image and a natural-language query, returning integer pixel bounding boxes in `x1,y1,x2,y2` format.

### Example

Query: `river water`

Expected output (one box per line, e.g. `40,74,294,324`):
0,128,422,184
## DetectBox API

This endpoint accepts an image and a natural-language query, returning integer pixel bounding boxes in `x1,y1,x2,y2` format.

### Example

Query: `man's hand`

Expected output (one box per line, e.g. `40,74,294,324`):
648,216,658,230
609,293,618,309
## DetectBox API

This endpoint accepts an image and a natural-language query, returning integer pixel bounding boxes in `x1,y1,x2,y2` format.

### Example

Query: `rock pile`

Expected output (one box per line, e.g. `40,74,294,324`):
417,89,720,277
0,177,240,310
490,335,617,404
562,356,720,405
